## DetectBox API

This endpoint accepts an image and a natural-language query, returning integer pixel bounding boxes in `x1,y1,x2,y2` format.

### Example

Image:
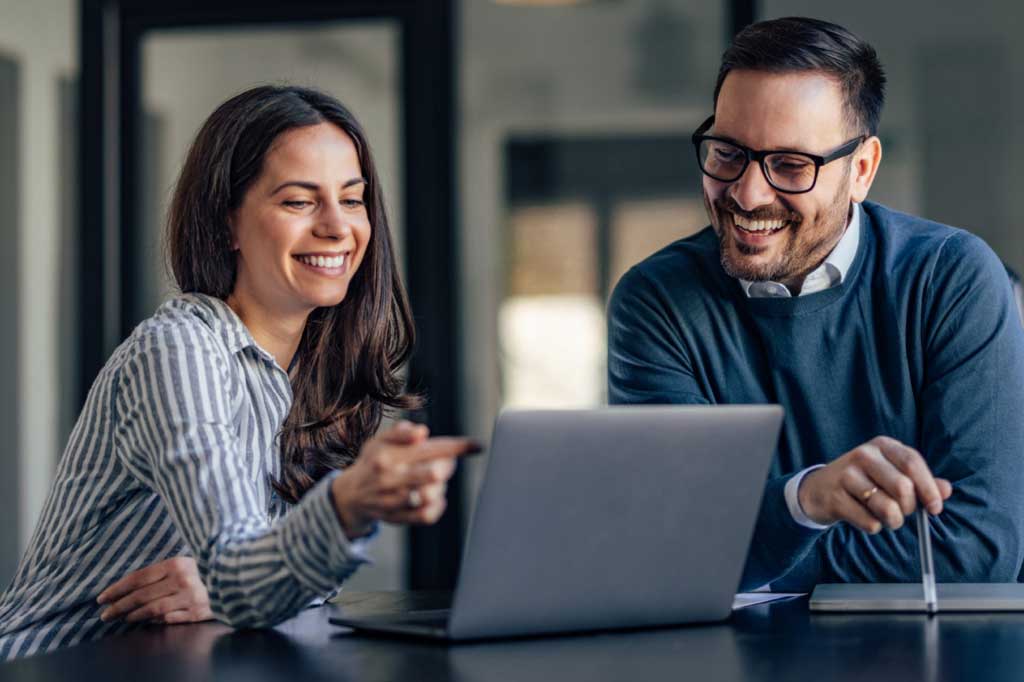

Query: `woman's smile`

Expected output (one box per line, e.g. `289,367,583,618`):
293,251,352,277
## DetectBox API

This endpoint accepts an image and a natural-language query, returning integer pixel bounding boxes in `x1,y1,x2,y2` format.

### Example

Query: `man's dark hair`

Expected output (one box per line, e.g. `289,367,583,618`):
714,17,886,136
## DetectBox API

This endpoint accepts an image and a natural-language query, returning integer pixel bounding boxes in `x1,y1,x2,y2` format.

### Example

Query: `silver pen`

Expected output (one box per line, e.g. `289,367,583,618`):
916,507,938,614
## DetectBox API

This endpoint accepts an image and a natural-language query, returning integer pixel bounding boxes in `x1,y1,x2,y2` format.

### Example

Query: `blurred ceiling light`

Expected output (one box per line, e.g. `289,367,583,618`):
493,0,596,6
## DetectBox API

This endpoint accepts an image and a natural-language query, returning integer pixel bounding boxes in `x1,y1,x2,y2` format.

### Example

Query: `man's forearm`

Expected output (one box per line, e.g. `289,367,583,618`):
762,476,1024,592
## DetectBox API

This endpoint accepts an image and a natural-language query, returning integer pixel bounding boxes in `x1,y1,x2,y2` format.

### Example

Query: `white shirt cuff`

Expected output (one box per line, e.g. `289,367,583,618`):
784,465,835,530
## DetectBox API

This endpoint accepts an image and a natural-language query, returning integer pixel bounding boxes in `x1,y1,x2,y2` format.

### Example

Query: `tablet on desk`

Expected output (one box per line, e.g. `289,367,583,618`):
810,583,1024,612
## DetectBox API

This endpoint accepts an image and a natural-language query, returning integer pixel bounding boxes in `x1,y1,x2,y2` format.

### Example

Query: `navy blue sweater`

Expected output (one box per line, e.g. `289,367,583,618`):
608,201,1024,591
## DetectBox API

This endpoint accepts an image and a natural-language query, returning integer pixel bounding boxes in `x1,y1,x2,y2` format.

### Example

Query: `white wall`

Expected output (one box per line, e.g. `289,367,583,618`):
0,0,77,583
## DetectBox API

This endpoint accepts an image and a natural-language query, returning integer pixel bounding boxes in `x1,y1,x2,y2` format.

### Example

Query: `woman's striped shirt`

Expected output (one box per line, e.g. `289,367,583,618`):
0,293,369,659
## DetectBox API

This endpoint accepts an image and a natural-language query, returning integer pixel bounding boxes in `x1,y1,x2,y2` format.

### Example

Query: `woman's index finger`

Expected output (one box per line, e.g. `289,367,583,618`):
403,437,483,465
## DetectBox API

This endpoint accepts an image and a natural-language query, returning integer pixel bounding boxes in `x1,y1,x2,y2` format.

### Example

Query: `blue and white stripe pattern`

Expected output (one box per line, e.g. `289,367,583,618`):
0,293,368,659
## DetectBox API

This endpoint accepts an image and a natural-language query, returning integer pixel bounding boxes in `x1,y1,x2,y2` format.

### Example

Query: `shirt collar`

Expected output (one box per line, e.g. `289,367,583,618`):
739,202,861,299
184,292,276,362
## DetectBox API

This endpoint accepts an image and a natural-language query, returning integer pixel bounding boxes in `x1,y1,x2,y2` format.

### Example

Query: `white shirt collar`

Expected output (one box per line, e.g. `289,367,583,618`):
740,202,861,299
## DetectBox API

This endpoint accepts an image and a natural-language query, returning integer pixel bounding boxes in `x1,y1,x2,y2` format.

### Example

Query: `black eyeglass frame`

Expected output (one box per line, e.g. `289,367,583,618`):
691,115,866,194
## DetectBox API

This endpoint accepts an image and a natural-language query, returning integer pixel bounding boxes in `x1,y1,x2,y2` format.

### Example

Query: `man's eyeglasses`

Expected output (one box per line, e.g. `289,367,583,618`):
691,115,865,194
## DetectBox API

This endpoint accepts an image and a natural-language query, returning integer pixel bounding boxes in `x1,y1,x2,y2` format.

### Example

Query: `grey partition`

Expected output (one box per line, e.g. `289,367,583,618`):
58,77,79,454
0,53,21,586
920,44,1018,272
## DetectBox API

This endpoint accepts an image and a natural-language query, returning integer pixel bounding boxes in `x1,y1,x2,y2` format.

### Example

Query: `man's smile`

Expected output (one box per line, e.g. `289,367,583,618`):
729,212,792,247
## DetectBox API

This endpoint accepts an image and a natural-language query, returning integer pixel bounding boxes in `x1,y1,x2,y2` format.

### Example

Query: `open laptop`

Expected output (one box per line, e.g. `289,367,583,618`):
330,405,784,640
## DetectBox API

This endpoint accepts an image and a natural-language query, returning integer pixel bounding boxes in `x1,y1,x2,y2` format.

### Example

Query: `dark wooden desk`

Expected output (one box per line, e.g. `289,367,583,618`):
3,591,1023,681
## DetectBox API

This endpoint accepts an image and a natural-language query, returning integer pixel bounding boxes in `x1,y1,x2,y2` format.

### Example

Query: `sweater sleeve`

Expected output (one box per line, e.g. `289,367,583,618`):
608,267,711,405
609,267,827,590
771,232,1024,591
113,322,369,627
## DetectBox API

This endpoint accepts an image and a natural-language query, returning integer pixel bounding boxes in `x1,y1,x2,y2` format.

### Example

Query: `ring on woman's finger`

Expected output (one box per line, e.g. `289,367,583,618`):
861,486,879,501
407,489,423,509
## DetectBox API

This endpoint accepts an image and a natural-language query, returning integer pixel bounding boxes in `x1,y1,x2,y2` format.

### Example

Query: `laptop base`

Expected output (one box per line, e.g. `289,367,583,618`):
330,609,452,639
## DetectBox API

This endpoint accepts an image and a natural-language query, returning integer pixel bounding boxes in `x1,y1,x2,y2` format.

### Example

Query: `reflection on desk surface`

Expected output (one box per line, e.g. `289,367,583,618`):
446,625,743,682
6,592,1024,682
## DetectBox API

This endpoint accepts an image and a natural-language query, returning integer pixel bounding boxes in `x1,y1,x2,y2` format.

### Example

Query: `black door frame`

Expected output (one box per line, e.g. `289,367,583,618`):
79,0,463,589
730,0,756,39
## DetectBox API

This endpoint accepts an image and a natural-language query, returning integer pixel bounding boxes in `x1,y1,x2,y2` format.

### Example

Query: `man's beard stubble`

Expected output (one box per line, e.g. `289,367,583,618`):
706,179,851,286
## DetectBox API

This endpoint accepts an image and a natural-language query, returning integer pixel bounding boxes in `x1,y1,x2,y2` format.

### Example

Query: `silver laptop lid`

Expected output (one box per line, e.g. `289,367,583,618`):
449,405,783,639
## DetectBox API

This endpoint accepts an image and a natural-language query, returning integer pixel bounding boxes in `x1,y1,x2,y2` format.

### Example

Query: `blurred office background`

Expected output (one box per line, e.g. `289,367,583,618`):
0,0,1021,591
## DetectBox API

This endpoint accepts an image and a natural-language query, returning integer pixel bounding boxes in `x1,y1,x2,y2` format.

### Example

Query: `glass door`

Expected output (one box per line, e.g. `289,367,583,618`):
80,0,460,590
137,21,403,591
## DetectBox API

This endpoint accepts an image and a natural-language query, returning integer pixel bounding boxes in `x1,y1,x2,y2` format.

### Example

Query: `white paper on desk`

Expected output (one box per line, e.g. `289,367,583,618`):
732,593,805,610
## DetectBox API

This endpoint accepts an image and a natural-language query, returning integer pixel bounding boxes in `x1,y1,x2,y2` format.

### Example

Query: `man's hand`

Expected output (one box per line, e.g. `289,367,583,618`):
799,436,953,533
97,556,213,625
331,421,482,539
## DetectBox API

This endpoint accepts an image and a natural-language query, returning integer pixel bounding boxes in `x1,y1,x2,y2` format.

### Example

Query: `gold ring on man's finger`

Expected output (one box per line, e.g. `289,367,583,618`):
861,486,879,501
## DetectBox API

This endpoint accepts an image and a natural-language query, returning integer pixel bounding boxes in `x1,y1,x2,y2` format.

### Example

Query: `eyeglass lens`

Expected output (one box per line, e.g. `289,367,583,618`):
698,139,817,192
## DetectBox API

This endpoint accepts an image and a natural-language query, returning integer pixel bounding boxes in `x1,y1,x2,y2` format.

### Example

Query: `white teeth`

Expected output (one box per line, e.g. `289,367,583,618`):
298,254,346,269
733,214,787,232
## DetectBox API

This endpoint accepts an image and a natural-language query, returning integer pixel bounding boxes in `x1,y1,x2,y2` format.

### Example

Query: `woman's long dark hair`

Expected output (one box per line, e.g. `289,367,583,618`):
166,85,419,504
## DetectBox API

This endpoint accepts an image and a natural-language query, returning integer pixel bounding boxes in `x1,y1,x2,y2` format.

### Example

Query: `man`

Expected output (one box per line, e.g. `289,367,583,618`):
608,17,1024,591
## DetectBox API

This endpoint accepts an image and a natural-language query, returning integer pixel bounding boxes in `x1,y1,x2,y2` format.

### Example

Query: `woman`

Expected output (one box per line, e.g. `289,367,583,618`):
0,85,477,659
